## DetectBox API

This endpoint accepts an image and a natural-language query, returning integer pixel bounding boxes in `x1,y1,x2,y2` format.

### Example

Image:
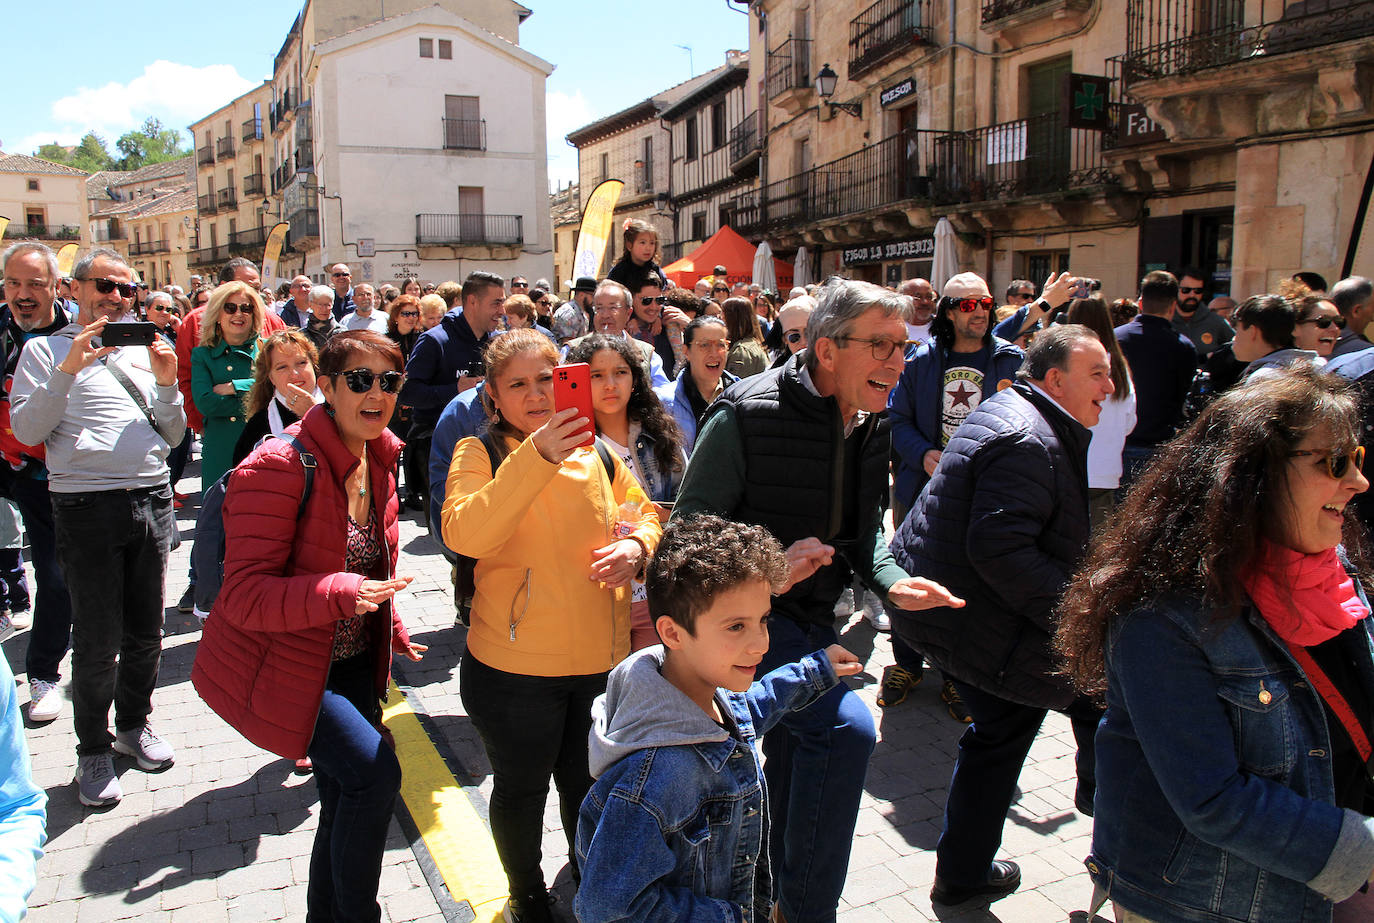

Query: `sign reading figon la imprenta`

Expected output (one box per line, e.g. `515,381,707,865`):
842,236,935,266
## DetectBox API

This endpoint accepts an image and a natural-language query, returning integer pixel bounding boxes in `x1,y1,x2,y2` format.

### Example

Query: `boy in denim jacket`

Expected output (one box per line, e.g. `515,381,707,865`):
575,514,861,922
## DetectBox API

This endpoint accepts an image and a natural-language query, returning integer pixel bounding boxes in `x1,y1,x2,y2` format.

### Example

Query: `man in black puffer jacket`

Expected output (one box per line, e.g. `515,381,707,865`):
891,324,1115,908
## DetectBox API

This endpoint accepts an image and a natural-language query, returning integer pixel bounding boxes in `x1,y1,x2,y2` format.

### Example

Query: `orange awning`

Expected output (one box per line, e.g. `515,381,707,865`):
663,226,794,292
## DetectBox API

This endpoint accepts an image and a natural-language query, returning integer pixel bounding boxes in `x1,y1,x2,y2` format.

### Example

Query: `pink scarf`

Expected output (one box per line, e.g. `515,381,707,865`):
1240,540,1369,646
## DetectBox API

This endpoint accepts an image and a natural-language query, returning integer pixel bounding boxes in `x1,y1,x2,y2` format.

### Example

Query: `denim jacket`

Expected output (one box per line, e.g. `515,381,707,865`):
575,646,838,923
624,423,686,504
1090,588,1374,922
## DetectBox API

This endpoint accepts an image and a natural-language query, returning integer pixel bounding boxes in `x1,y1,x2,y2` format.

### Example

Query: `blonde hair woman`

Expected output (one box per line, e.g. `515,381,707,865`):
191,281,266,486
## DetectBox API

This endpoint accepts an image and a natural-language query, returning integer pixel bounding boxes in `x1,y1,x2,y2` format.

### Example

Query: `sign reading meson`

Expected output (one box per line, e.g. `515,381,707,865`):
842,236,935,266
881,78,915,108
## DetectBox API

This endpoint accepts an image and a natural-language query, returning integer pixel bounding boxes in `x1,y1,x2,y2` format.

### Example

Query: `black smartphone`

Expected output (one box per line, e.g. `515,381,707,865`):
102,322,158,347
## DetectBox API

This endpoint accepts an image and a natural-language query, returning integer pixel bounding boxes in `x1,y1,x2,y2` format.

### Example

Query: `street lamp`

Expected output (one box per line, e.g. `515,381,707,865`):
816,63,862,119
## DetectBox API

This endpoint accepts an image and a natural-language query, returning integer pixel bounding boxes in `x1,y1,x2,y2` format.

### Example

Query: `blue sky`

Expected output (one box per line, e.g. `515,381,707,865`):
0,0,751,188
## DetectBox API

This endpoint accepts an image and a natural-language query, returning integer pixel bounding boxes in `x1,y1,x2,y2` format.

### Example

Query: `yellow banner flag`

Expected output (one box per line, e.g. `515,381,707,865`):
0,216,8,240
261,221,290,292
572,180,624,282
56,243,79,278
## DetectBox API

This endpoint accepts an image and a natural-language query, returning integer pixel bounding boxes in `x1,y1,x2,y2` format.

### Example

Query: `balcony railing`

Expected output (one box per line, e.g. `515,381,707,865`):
289,208,319,247
416,213,524,247
241,118,263,142
217,187,237,210
294,144,314,173
216,136,235,158
93,226,127,242
243,173,265,197
850,0,934,77
1,224,80,241
228,225,268,254
442,118,487,151
197,146,215,166
959,111,1114,200
1120,0,1374,84
766,37,813,99
729,111,761,164
983,0,1058,23
129,240,167,256
191,244,230,266
197,194,217,215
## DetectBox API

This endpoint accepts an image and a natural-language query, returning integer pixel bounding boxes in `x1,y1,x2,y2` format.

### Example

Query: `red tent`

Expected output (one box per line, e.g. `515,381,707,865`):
663,225,794,291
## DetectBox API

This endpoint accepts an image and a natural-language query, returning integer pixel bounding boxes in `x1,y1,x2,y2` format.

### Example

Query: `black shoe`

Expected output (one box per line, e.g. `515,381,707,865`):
1075,782,1095,817
177,586,196,614
503,890,555,923
877,664,922,708
930,860,1021,905
403,492,425,512
941,679,974,724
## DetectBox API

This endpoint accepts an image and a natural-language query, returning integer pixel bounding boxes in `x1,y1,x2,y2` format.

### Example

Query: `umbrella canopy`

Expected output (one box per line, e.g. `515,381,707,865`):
931,217,958,293
752,241,778,294
662,225,794,292
793,246,811,290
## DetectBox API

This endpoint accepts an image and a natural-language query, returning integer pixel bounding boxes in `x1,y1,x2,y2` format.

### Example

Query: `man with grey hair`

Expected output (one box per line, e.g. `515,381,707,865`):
11,247,187,808
340,283,388,334
302,284,346,352
564,279,669,388
0,241,76,722
1329,276,1374,358
673,277,962,922
890,323,1114,906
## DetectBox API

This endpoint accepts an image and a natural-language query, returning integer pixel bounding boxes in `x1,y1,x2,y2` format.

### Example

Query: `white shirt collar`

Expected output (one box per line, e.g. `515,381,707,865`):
799,362,869,437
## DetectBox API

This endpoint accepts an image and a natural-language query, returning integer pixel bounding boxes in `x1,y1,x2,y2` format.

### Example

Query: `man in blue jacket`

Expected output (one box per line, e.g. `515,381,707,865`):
884,272,1023,715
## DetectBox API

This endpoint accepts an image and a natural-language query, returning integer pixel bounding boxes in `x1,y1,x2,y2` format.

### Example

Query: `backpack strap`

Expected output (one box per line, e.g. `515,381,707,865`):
477,430,504,477
594,438,615,482
273,433,316,518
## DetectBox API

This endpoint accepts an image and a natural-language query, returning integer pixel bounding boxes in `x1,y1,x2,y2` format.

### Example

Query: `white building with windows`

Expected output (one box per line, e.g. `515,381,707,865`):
304,3,553,286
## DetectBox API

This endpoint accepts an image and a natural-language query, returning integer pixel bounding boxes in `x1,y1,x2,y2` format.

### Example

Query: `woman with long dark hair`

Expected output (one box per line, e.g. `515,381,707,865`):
1065,296,1136,531
1057,366,1374,922
721,295,768,378
654,316,736,454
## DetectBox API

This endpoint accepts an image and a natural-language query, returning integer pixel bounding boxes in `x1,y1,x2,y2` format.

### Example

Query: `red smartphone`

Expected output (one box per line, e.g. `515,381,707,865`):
553,362,596,448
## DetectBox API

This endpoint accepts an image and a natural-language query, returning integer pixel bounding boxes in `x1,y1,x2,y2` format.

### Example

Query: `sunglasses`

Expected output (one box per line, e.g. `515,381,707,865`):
335,368,404,394
785,330,805,344
221,302,254,315
511,281,528,289
640,295,666,306
1300,316,1346,329
83,277,138,298
1179,286,1205,294
949,296,995,313
1290,446,1365,479
332,271,351,278
399,310,419,318
538,298,554,307
712,287,730,294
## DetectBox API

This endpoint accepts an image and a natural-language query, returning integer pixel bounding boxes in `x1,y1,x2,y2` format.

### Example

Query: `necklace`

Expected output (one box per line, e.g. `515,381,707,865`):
356,456,368,499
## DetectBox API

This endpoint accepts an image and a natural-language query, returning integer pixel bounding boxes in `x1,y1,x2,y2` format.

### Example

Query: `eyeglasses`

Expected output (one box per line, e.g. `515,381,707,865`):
221,302,254,315
949,296,995,313
510,281,528,289
640,296,666,306
1299,316,1346,329
332,271,351,278
81,277,138,298
712,286,730,294
538,298,554,307
785,330,805,344
836,335,914,360
1289,446,1365,479
398,310,419,318
335,368,404,394
1179,286,1205,294
1009,291,1035,300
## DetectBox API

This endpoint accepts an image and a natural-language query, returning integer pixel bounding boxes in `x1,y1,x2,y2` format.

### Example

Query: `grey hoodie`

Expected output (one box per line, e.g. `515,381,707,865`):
1173,304,1234,358
1242,348,1324,382
588,645,732,779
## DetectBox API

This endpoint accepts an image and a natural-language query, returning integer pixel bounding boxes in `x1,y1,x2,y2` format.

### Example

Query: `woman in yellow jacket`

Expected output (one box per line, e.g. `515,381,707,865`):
441,328,661,923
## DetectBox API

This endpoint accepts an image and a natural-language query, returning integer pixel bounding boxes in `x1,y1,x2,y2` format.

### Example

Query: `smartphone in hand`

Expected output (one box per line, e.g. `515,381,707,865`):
102,322,158,347
553,363,596,448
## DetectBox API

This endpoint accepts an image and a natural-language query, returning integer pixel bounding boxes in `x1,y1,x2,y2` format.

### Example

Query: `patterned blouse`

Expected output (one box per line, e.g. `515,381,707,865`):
332,506,382,661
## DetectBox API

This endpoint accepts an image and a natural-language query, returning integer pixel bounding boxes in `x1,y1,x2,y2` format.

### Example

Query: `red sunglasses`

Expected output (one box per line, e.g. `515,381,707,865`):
949,296,994,313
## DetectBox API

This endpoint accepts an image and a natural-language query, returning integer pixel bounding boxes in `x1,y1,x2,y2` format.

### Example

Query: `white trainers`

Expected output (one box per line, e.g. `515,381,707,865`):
27,678,61,722
113,725,175,771
74,753,122,807
833,587,855,618
862,591,891,632
8,608,31,631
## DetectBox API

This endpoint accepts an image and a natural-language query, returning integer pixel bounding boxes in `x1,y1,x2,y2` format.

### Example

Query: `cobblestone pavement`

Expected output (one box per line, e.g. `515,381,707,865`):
6,462,1111,922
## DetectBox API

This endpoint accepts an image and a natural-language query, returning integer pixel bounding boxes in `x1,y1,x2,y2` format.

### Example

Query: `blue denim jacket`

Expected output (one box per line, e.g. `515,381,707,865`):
575,646,838,923
1090,589,1374,922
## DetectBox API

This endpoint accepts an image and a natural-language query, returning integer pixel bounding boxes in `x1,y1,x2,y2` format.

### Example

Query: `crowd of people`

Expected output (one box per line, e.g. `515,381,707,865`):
3,213,1374,923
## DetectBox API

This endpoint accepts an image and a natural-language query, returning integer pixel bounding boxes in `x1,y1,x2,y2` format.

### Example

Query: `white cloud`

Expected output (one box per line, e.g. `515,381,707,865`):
546,88,594,188
46,60,257,146
11,130,84,157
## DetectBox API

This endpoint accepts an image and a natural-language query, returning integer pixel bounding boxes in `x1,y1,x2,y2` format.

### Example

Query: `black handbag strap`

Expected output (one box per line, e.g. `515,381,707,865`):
99,355,170,444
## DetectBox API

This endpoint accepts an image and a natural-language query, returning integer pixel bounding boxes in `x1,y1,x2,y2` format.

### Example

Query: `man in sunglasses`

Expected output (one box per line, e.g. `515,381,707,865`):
885,272,1024,717
627,277,686,379
328,263,354,320
10,248,188,809
771,296,815,366
1172,267,1232,360
674,277,963,923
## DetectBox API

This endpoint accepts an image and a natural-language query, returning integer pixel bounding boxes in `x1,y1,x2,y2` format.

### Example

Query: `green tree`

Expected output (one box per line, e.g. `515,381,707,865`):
33,132,113,172
115,118,188,171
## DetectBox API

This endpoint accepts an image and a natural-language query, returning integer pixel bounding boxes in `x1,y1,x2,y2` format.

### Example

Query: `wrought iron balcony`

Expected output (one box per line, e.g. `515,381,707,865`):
2,223,80,240
129,240,167,256
215,136,235,158
243,173,265,197
197,194,218,215
289,208,319,249
958,111,1115,200
217,187,237,210
728,111,761,165
766,37,813,99
983,0,1059,23
416,213,524,247
850,0,934,77
197,146,215,167
241,118,263,142
228,225,268,254
191,244,230,266
295,143,314,173
442,118,487,151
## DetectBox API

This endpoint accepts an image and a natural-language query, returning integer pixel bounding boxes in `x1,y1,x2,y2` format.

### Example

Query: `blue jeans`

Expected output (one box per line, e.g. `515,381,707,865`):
13,476,72,683
306,652,400,923
760,615,876,923
935,680,1101,886
51,485,171,754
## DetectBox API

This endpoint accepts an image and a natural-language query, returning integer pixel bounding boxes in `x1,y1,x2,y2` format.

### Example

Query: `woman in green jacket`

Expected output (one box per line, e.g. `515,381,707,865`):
191,281,264,486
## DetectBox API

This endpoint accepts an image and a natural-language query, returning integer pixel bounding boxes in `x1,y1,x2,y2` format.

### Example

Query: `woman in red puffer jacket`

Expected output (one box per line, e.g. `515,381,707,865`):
192,331,425,923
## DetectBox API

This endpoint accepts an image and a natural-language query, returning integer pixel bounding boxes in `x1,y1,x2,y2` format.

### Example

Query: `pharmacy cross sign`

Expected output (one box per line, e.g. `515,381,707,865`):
1075,83,1104,120
1062,73,1112,130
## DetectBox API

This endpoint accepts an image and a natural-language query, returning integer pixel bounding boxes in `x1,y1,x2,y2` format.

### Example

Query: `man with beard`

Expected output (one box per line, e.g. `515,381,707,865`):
0,241,75,722
1171,267,1232,360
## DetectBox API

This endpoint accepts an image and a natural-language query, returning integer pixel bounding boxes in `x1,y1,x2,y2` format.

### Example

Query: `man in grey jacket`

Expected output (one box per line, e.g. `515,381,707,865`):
10,248,186,809
1172,268,1232,359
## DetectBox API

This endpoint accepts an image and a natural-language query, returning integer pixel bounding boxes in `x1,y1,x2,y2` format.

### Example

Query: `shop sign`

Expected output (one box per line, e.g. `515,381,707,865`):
881,78,915,108
1115,104,1168,146
842,236,935,266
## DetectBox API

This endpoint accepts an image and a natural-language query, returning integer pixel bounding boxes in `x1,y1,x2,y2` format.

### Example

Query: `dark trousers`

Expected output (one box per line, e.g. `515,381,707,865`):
306,652,400,923
51,485,172,754
760,615,877,923
935,680,1102,886
460,653,605,898
13,476,73,682
1118,443,1159,499
167,430,192,489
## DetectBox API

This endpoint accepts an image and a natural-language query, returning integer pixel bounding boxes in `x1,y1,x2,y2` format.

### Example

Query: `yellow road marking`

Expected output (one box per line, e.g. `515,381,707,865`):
383,680,508,922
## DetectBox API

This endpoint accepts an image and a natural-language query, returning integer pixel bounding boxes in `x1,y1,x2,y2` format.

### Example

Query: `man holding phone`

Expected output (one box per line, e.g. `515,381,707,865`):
10,248,186,808
991,271,1077,342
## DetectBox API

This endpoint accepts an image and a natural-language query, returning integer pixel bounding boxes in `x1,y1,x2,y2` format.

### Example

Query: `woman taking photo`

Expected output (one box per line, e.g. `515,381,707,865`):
231,330,319,466
191,281,265,488
194,331,424,923
721,295,768,378
1065,296,1136,531
1058,367,1374,923
655,315,736,454
442,328,662,923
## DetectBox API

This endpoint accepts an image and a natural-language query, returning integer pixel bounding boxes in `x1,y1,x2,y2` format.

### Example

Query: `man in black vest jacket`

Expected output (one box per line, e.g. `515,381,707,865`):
890,324,1115,906
675,278,962,923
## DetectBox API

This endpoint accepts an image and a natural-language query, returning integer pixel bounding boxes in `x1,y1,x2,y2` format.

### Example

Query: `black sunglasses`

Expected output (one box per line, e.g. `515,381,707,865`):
1300,316,1346,329
785,330,805,344
1179,286,1205,294
1290,446,1366,479
511,281,528,288
332,271,351,278
335,368,404,394
221,302,254,315
399,310,419,318
640,295,666,306
82,277,138,298
712,286,730,293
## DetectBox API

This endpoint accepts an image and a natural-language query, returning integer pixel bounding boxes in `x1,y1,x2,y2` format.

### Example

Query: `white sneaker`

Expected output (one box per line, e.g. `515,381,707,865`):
8,608,31,631
113,725,175,771
74,753,121,807
833,587,855,618
862,592,891,632
27,678,61,722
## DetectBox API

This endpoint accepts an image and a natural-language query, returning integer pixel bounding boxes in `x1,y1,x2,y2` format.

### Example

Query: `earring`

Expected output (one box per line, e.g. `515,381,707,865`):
324,402,335,418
